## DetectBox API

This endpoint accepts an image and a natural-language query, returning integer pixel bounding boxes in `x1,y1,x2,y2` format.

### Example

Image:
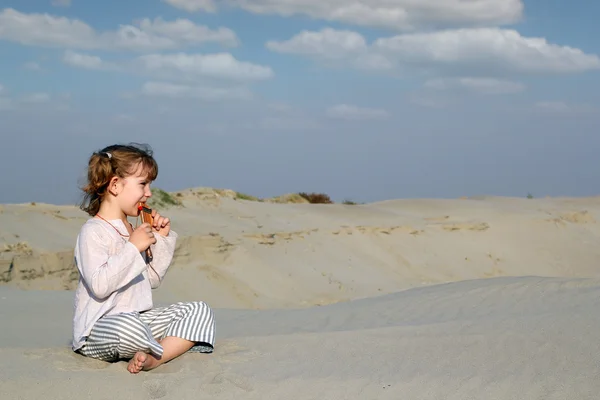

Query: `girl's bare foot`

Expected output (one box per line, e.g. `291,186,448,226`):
125,337,194,374
127,352,147,374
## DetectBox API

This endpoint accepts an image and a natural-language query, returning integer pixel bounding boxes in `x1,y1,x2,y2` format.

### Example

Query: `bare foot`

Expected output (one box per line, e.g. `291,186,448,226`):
127,352,147,374
125,337,194,374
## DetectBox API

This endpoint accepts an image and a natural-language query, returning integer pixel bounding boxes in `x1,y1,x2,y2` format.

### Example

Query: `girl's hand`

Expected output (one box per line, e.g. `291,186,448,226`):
151,210,171,237
130,223,157,252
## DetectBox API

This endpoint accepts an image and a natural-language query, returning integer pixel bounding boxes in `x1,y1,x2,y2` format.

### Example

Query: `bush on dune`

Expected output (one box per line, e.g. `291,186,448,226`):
147,188,183,208
297,192,334,204
146,187,360,206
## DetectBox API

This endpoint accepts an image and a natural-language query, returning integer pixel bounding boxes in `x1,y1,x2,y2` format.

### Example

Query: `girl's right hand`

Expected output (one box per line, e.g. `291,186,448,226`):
129,223,157,252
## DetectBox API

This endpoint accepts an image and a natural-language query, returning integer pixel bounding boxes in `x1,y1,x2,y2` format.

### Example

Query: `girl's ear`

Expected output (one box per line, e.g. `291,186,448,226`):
108,176,121,196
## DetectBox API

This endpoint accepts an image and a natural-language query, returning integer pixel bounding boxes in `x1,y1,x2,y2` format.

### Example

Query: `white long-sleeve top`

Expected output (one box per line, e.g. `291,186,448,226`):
71,217,178,351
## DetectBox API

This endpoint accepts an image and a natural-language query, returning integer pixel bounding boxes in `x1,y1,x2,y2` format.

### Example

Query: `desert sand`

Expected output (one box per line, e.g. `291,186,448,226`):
1,188,600,399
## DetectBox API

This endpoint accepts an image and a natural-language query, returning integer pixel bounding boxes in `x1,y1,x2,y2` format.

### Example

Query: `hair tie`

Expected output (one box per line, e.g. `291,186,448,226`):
103,152,112,159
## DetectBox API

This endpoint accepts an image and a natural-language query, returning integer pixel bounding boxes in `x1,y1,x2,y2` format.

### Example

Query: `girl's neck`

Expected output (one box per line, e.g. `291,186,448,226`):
97,201,127,223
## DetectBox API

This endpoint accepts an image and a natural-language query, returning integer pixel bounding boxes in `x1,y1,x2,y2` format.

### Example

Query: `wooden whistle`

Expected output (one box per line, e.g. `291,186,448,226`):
138,202,153,261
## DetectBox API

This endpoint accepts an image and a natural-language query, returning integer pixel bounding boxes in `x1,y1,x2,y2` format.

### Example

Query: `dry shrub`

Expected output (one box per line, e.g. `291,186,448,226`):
266,193,309,204
298,192,333,204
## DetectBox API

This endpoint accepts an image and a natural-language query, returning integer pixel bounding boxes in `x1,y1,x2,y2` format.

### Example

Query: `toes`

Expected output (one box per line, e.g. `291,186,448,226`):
129,366,141,374
137,354,147,366
126,353,148,374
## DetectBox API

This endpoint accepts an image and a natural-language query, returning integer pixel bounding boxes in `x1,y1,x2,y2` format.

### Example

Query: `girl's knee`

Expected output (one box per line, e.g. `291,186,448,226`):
192,301,214,315
178,301,215,323
192,300,210,308
178,300,212,312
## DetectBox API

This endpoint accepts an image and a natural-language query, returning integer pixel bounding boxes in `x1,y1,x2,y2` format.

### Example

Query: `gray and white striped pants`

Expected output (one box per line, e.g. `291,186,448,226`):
78,301,215,362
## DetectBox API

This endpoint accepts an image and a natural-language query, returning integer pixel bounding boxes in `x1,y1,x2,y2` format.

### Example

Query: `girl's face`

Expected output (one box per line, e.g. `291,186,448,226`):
117,163,153,217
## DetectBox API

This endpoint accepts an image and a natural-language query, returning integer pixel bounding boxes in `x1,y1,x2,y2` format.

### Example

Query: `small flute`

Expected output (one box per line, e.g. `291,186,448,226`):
138,202,153,260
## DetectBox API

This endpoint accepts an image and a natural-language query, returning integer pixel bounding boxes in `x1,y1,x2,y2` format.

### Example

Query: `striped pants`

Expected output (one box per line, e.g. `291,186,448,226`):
78,301,215,362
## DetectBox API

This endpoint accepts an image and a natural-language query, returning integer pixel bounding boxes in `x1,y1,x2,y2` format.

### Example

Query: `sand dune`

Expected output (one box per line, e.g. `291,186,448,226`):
2,194,600,307
1,276,598,399
1,192,600,399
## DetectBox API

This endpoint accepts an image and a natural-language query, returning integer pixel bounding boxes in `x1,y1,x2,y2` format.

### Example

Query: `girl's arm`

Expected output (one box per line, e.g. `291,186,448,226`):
77,223,148,299
146,230,178,288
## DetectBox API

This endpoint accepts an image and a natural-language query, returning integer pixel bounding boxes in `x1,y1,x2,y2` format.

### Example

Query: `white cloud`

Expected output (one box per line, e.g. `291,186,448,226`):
141,81,252,101
424,77,525,94
0,8,95,48
137,17,239,47
63,50,118,70
61,49,273,83
166,0,523,31
326,104,389,120
0,8,239,51
162,0,216,13
267,27,600,75
61,51,273,101
267,28,367,59
266,28,393,71
373,28,600,74
136,53,274,82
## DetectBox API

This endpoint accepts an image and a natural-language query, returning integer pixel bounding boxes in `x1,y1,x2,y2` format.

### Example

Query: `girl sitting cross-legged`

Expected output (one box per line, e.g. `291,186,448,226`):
72,143,215,373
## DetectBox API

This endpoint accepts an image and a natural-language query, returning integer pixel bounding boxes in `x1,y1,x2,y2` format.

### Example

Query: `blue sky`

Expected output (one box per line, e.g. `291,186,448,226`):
1,0,599,205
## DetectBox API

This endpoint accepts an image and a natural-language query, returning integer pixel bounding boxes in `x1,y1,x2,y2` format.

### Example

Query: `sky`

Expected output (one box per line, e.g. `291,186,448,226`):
1,0,599,205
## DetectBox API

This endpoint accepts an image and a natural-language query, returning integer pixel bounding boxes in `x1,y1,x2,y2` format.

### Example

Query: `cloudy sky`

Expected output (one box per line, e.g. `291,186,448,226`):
1,0,599,205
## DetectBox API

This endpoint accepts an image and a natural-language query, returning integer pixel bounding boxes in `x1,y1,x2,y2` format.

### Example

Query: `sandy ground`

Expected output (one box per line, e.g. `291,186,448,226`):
1,192,600,399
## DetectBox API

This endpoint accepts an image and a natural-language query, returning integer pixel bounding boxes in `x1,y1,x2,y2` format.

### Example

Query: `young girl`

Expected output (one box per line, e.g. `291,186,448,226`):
72,143,215,373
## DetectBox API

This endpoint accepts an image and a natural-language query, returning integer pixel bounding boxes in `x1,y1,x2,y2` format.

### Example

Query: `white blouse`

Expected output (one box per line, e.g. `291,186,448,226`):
71,217,177,351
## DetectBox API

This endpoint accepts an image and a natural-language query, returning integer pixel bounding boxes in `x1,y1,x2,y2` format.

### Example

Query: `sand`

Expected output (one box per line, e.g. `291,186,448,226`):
1,191,600,399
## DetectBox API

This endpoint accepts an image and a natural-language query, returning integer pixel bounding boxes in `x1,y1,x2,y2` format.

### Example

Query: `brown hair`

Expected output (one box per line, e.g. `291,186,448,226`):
79,143,158,216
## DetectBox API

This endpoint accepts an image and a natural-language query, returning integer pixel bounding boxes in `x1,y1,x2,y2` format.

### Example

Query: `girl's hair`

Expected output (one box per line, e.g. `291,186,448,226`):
79,143,158,216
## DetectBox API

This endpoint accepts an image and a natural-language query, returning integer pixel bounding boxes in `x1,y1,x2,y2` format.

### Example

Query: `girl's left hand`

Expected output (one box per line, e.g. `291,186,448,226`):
151,210,171,236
